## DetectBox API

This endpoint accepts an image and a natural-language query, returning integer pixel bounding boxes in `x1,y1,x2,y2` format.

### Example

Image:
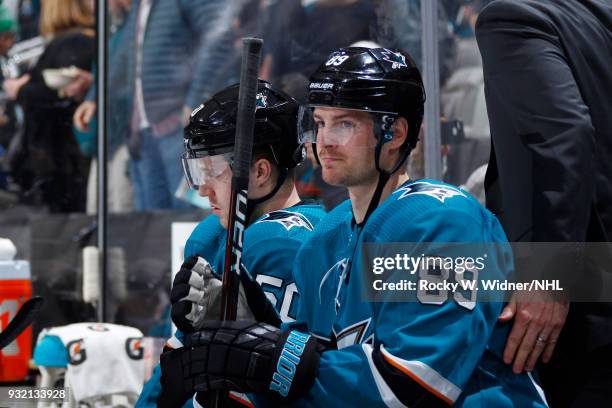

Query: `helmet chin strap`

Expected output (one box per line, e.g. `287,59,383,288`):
245,167,288,224
363,135,411,225
312,144,321,166
310,129,411,225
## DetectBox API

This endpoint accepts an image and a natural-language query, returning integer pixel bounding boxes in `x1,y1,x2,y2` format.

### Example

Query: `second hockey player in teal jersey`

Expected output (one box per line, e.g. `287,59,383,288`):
139,81,325,408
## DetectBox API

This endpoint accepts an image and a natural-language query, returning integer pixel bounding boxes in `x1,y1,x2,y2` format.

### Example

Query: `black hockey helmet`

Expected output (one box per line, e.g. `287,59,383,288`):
183,80,303,189
299,47,425,151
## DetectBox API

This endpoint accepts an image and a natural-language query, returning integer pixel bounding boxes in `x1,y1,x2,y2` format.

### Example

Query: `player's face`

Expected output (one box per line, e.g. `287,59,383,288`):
196,158,267,228
313,107,379,187
197,162,233,228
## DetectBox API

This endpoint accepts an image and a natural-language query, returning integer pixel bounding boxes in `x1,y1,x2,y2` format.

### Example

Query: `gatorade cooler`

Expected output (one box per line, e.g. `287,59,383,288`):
0,260,33,382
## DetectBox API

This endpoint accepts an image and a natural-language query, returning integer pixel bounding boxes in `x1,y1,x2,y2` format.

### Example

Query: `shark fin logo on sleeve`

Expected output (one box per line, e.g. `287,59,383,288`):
258,210,314,231
396,181,466,203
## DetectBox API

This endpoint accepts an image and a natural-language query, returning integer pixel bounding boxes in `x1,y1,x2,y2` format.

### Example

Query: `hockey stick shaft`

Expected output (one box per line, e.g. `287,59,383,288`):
214,38,263,408
221,37,263,322
0,296,44,349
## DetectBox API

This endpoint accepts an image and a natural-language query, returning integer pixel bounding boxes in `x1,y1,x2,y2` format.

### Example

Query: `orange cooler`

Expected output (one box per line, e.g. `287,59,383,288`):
0,260,33,382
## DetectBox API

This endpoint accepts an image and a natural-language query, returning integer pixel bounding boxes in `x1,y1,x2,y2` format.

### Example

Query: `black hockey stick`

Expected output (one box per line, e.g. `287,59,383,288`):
215,37,263,408
220,37,263,322
0,296,44,349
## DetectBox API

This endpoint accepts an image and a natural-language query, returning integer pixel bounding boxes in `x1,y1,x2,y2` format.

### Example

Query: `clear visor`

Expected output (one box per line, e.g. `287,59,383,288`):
298,105,397,146
181,152,232,190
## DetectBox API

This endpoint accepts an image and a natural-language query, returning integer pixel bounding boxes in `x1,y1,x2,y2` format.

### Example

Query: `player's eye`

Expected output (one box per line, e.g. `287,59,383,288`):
314,120,325,129
340,120,356,130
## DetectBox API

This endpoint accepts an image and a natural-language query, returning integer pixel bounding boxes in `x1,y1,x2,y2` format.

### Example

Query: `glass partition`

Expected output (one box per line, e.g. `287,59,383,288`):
437,0,491,204
0,0,495,390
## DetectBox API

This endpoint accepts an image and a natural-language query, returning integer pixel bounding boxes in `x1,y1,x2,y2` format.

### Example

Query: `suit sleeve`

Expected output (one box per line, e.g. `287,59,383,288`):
476,1,595,241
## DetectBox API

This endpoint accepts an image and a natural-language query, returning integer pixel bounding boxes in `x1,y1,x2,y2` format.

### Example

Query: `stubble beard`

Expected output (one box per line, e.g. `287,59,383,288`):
322,163,377,188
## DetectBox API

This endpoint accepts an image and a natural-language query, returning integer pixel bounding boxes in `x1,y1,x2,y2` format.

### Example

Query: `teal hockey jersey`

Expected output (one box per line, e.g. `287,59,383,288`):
252,180,548,408
136,203,325,407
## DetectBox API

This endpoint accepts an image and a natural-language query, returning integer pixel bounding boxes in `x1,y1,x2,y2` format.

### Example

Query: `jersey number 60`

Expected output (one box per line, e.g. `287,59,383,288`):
255,275,298,322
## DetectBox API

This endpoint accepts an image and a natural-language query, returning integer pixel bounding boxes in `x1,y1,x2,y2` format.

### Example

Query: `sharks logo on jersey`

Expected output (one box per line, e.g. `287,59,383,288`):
258,210,314,231
334,318,374,349
381,49,408,69
396,181,466,203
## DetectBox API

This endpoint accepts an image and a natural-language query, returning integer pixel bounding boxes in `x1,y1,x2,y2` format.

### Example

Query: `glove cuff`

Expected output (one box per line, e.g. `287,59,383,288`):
269,330,320,401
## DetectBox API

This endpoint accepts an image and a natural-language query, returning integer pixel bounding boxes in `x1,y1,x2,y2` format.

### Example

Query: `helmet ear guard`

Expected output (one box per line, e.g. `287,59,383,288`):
378,114,397,144
292,144,307,167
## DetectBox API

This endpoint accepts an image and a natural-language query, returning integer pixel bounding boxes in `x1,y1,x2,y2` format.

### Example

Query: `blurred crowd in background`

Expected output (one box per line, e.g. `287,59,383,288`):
0,0,492,217
0,0,494,344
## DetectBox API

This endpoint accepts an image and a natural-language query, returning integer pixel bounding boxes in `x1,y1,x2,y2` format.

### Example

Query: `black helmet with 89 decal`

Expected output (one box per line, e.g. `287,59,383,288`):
299,47,425,165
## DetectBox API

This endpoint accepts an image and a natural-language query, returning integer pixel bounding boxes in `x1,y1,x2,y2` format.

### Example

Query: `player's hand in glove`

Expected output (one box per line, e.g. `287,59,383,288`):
171,255,281,332
157,337,193,408
159,320,322,403
170,255,225,332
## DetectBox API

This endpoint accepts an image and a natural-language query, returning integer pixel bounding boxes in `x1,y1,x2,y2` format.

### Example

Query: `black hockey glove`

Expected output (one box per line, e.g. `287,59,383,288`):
158,342,194,408
160,320,321,403
171,256,281,332
171,255,222,333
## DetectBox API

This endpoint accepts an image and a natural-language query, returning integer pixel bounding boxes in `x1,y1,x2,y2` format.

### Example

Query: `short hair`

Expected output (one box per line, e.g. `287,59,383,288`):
40,0,94,37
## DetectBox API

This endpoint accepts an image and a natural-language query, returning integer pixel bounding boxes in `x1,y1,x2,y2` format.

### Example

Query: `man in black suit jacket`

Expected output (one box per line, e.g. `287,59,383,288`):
476,0,612,406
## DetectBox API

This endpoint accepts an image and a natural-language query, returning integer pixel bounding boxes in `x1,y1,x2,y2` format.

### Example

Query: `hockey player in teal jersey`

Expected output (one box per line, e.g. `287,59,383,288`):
158,48,548,407
173,81,325,328
139,81,325,408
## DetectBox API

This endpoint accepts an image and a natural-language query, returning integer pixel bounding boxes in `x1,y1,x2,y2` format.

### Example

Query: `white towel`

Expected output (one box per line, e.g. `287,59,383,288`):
39,323,144,403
